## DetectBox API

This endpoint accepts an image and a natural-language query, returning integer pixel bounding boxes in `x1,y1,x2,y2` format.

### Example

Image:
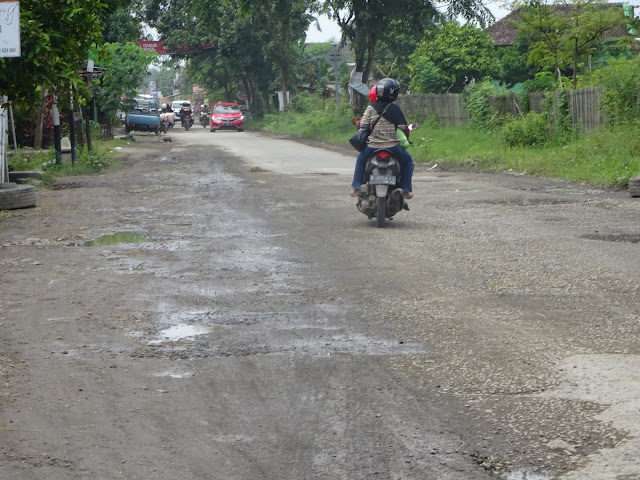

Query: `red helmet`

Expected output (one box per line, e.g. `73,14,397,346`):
368,86,377,103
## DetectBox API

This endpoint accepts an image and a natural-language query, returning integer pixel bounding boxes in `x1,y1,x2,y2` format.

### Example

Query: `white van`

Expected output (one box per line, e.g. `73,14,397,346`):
171,100,190,120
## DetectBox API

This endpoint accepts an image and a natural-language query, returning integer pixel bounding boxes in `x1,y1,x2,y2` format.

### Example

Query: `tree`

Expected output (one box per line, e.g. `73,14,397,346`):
102,7,144,44
142,0,317,115
320,0,492,111
514,0,626,88
409,23,500,93
0,0,104,106
94,42,157,135
234,0,316,109
493,37,536,87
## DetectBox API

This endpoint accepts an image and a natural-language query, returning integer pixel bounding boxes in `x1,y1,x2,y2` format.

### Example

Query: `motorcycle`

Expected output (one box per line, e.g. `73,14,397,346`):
181,107,194,130
356,124,418,228
160,111,174,133
199,110,209,128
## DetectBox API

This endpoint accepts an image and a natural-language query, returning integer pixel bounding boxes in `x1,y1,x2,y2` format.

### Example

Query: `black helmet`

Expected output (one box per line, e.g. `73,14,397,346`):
375,78,400,102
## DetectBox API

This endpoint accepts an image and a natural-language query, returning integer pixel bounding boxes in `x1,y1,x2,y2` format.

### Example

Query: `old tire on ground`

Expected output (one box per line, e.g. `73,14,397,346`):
376,196,386,228
0,184,37,210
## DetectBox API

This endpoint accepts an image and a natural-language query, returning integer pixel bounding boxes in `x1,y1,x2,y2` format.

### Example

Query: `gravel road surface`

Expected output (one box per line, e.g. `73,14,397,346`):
0,127,639,479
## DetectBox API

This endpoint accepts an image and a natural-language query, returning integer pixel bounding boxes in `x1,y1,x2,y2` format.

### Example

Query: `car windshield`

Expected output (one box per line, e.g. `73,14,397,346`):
214,105,240,114
132,100,157,112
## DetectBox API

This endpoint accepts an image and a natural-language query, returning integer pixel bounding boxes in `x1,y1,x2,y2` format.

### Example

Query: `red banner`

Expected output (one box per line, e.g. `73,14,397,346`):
137,41,213,55
137,41,168,54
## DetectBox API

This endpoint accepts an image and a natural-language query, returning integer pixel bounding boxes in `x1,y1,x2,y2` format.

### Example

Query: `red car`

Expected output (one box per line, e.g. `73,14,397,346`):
209,103,244,132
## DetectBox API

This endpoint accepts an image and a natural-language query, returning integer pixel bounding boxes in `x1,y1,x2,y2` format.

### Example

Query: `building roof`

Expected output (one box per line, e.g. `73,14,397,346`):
487,3,633,47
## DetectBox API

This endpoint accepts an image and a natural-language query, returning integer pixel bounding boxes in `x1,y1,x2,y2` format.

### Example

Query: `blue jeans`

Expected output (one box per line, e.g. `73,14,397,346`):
352,145,414,192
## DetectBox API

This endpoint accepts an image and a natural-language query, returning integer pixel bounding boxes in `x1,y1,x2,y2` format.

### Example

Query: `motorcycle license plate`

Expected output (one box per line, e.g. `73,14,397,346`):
370,174,395,185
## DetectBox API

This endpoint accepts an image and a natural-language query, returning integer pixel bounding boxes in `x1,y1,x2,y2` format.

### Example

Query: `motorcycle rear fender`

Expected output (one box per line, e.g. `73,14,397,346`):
375,184,389,197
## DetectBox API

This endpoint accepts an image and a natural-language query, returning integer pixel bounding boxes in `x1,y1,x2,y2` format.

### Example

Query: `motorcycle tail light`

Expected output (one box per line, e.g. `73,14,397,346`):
378,168,387,174
377,152,390,160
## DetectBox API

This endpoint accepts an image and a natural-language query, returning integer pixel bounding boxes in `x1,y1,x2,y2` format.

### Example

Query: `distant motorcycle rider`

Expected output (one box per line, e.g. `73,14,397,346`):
351,78,414,199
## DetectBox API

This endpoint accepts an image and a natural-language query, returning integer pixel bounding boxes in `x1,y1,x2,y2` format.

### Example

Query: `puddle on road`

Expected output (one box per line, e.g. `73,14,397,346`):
154,371,194,379
82,232,151,247
148,324,213,344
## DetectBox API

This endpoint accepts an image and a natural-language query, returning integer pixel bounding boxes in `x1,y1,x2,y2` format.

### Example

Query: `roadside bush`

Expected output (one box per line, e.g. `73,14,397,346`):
463,80,509,130
501,112,549,147
290,91,324,114
583,57,640,125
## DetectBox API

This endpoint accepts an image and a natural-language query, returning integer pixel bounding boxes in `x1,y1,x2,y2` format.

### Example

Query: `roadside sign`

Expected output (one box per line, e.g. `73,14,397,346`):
0,1,20,58
324,48,344,69
236,91,248,101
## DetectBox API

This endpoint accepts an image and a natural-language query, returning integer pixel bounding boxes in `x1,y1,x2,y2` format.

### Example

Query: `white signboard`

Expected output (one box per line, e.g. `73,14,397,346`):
0,1,20,58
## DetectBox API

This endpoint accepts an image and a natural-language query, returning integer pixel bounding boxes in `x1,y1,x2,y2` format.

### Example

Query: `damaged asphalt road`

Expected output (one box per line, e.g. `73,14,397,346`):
0,129,639,479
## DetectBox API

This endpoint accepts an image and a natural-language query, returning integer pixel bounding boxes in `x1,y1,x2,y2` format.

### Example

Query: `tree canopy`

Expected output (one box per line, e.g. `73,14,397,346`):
320,0,492,109
0,0,105,106
515,0,626,87
409,23,499,93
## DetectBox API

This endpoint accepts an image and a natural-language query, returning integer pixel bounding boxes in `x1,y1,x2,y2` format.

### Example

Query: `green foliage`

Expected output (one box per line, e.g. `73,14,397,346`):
95,42,157,123
516,0,626,87
582,57,640,124
0,0,105,108
256,97,356,143
493,39,536,87
500,112,549,147
409,23,500,93
462,80,508,130
7,150,55,172
290,91,326,114
409,59,445,93
8,138,124,188
321,0,491,109
102,7,143,44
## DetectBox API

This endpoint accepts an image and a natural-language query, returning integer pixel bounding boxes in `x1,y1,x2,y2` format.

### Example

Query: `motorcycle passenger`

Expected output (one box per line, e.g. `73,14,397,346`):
351,78,414,199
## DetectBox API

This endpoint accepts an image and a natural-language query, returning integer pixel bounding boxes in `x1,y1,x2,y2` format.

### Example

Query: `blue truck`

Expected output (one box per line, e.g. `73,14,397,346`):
125,98,161,135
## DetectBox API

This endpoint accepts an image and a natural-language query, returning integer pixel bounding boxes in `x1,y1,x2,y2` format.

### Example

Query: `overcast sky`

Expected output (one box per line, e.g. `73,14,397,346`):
305,1,511,43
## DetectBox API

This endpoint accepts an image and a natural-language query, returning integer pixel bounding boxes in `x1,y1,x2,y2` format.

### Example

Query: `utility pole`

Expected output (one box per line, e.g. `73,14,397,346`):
69,88,77,164
51,90,62,165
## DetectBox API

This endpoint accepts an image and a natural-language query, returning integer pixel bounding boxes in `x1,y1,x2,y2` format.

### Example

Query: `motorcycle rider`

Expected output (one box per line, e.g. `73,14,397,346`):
351,78,414,199
181,102,193,127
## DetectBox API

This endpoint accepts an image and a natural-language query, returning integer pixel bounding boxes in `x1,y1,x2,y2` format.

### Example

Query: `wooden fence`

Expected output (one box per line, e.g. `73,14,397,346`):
397,87,606,132
396,93,469,126
568,87,603,132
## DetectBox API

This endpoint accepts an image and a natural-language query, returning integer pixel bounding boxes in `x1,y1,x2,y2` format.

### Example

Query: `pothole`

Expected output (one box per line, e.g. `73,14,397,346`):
81,231,152,246
580,233,640,243
148,324,213,344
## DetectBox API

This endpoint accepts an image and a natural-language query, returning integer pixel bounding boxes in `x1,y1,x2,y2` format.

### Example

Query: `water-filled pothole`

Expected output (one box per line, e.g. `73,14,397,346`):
148,324,213,344
82,232,151,246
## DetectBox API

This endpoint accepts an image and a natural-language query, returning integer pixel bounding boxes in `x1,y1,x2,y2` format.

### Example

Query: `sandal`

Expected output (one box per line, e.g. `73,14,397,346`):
403,191,413,199
350,189,360,197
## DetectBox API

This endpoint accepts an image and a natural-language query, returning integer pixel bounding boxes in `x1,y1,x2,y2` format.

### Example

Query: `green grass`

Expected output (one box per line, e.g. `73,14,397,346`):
248,102,640,189
7,138,127,187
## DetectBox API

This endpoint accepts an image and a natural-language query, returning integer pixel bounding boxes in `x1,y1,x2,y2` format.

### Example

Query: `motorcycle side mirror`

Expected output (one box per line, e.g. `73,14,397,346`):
408,123,420,131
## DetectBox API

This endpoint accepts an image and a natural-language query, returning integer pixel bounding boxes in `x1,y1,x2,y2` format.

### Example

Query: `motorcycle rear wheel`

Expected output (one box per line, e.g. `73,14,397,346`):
376,196,386,228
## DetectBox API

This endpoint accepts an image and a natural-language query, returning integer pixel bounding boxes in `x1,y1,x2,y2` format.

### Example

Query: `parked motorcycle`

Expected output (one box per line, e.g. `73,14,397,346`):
181,106,194,130
356,124,418,228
